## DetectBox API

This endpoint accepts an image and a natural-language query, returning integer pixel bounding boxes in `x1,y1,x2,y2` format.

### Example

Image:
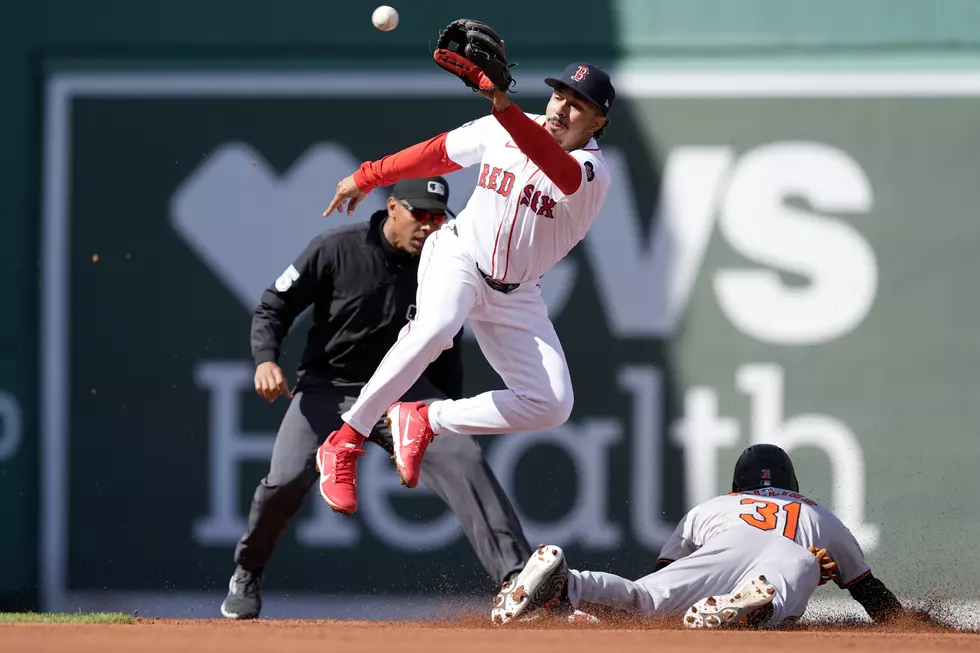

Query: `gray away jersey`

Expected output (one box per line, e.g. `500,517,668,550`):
658,488,872,589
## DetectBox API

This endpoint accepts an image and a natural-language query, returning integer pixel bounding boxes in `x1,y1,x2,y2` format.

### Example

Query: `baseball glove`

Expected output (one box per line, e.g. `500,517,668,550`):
433,19,516,93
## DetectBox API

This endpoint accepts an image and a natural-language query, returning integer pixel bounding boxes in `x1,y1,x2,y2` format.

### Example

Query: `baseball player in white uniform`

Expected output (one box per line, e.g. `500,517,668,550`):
313,51,616,515
494,445,904,628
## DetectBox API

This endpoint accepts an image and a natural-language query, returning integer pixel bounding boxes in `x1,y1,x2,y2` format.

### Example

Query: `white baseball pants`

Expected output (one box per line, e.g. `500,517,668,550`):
566,532,820,626
341,224,573,437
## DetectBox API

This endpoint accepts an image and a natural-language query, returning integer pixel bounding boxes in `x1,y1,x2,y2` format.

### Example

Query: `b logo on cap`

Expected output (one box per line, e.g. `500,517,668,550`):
572,65,589,82
427,181,446,196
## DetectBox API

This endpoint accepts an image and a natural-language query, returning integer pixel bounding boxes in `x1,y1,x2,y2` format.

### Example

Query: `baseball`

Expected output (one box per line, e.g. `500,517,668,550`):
372,5,399,31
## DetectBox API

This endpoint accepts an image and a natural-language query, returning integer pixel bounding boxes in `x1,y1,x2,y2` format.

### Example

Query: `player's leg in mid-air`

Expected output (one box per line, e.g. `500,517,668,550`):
376,230,573,486
320,226,576,510
426,280,573,437
319,227,480,505
340,228,479,440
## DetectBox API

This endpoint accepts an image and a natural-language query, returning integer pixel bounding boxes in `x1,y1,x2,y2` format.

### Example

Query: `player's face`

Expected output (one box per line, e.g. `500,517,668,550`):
544,86,606,150
386,197,445,255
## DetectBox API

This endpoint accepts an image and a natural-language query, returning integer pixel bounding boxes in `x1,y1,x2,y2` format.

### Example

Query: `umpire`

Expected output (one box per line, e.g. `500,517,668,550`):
220,176,532,619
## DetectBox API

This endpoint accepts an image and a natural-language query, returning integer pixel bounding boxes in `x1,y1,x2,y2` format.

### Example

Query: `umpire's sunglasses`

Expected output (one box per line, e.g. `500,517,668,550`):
396,198,448,227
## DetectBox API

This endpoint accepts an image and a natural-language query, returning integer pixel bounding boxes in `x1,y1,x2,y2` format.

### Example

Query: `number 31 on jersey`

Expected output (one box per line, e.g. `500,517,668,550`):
739,498,801,540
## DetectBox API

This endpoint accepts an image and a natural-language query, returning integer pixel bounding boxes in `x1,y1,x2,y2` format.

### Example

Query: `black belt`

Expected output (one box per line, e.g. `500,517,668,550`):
478,266,520,294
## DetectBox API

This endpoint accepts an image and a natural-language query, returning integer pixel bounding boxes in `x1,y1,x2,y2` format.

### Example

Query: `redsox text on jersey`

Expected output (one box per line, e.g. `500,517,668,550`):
493,445,904,628
314,24,614,516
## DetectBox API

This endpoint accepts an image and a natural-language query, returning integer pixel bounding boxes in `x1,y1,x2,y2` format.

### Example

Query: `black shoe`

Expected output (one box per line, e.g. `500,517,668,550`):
220,566,263,619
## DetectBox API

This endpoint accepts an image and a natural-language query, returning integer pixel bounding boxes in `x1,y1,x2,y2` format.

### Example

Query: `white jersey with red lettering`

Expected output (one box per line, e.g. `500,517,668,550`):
342,111,611,439
444,114,611,284
565,488,872,626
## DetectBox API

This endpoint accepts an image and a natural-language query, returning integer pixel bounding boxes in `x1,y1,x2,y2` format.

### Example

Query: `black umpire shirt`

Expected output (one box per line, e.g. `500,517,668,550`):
250,210,464,399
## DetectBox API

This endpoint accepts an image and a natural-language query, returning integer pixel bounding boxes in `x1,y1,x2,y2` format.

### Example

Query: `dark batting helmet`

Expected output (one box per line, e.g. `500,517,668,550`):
731,444,799,493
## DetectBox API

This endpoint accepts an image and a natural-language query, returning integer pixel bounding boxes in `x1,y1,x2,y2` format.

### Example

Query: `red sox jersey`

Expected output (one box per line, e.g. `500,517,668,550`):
658,488,872,589
444,114,611,284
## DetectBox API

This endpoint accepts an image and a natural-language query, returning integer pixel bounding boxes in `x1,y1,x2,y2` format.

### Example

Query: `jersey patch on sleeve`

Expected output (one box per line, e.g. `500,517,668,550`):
584,160,595,182
275,264,300,291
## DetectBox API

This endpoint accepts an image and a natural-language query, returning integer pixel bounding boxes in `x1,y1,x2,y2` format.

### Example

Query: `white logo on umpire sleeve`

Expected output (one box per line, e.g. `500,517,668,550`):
275,264,300,291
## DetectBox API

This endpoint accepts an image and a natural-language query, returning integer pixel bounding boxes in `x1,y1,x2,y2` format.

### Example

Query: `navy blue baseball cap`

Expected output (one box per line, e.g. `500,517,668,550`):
545,63,616,116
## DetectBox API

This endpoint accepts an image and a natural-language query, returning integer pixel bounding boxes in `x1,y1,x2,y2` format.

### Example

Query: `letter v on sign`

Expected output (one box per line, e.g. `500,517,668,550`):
584,148,735,338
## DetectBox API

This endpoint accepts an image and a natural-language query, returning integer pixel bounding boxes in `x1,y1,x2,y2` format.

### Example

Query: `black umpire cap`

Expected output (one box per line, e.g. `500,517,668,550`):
545,63,616,116
390,176,450,212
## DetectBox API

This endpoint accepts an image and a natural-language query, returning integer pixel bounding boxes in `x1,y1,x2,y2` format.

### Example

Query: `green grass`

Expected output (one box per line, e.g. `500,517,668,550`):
0,612,135,624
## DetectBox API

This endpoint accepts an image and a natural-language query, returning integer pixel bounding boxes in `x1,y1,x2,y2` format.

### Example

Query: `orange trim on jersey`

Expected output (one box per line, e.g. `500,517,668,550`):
842,569,872,589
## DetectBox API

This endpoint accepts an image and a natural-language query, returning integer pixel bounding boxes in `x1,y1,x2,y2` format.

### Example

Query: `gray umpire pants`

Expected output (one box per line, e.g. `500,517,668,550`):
234,377,531,586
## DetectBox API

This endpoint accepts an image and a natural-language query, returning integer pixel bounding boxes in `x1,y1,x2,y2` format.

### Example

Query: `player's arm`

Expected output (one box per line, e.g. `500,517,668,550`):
824,509,904,623
488,95,584,196
251,234,330,368
324,117,490,217
845,572,903,623
654,511,699,571
352,133,462,193
422,327,465,400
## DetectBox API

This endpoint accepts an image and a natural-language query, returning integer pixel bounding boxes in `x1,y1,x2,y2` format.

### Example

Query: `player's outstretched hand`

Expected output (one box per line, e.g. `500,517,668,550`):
323,174,368,217
808,546,838,586
254,361,293,403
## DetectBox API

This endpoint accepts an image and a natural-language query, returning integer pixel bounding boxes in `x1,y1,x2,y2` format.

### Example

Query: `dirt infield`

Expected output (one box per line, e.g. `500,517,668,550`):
3,614,978,653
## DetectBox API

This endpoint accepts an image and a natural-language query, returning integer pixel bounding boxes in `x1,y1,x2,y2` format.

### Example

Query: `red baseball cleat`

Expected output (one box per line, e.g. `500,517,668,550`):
386,401,435,488
315,434,366,515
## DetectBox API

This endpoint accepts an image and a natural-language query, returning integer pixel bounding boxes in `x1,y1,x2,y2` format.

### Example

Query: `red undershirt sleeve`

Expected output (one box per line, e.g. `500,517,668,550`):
491,102,582,196
352,132,463,192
